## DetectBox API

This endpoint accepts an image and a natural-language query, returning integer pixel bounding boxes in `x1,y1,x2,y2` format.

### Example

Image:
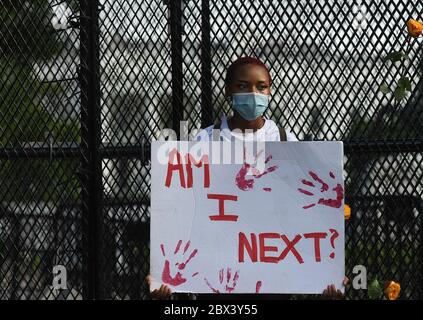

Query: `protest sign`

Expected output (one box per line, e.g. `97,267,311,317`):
150,141,344,294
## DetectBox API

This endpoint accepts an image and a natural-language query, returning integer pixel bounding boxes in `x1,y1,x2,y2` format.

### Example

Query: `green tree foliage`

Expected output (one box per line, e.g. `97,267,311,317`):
0,0,80,203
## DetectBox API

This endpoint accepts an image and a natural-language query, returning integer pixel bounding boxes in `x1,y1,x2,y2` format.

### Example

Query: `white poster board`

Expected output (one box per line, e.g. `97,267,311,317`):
150,141,344,294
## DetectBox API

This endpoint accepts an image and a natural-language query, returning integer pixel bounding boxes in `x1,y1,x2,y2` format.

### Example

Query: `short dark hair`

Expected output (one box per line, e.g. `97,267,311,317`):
225,56,272,87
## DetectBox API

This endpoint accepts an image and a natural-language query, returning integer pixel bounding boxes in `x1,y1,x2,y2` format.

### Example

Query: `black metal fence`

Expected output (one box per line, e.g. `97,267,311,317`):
1,0,422,300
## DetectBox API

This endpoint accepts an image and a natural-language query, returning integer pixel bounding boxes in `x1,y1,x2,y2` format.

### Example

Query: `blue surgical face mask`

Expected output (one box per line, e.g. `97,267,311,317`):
231,92,269,121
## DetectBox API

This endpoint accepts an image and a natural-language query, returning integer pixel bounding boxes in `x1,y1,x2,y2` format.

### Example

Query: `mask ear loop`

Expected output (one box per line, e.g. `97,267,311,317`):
269,92,272,110
225,95,234,122
225,95,233,116
262,93,270,119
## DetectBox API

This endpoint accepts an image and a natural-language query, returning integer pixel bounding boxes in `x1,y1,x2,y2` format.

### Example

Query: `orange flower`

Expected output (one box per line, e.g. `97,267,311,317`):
344,204,351,220
406,19,423,37
384,281,401,300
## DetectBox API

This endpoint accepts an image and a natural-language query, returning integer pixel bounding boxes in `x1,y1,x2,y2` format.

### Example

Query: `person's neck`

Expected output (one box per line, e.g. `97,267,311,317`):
228,114,265,132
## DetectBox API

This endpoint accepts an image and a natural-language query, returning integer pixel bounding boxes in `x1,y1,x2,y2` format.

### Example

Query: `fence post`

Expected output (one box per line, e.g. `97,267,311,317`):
170,0,184,138
79,0,102,300
201,0,213,129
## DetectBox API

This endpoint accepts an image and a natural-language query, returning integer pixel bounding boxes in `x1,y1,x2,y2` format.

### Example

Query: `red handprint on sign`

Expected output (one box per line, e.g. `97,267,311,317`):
298,171,344,209
204,268,240,293
235,148,278,191
255,280,262,293
160,240,198,286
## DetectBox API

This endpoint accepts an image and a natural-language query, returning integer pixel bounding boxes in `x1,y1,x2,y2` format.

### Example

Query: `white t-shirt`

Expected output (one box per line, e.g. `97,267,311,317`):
195,115,298,142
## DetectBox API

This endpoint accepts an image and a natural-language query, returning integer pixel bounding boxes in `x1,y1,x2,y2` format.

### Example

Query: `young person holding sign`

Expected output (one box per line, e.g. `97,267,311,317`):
148,57,347,300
